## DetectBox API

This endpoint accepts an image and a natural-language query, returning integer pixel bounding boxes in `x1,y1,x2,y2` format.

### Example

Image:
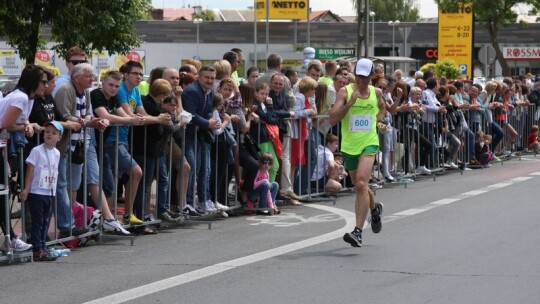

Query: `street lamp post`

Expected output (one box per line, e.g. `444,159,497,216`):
369,11,375,56
193,18,202,59
388,20,400,57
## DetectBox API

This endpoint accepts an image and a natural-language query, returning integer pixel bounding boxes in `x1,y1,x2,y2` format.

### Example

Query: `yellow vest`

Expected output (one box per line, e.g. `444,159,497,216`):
340,84,379,154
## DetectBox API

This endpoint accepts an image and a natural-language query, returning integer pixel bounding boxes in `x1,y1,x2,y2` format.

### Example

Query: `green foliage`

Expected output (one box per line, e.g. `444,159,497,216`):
195,9,216,21
0,0,152,63
352,0,419,22
433,59,462,79
420,62,436,72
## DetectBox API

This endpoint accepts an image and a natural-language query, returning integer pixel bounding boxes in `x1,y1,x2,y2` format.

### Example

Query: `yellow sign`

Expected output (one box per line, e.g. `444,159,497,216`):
255,0,309,20
437,3,473,78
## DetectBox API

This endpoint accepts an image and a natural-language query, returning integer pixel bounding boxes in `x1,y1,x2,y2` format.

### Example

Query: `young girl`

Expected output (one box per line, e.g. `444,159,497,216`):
209,93,234,217
20,121,63,261
249,152,279,215
251,83,280,182
475,131,493,167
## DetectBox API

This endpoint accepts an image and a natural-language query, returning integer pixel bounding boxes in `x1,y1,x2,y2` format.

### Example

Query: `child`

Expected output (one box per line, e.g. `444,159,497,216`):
527,125,540,154
475,131,493,167
310,134,343,194
19,121,63,262
251,83,280,182
249,152,279,215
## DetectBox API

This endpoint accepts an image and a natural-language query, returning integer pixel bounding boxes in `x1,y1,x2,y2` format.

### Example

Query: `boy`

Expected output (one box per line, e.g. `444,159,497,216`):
528,125,540,154
310,134,343,194
20,121,63,261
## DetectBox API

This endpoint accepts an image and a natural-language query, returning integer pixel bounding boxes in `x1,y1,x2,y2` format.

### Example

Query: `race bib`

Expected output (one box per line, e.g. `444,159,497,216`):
349,114,372,132
39,170,58,190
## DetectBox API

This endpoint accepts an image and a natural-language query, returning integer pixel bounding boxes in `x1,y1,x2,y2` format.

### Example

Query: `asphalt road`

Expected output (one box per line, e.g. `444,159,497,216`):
2,155,540,304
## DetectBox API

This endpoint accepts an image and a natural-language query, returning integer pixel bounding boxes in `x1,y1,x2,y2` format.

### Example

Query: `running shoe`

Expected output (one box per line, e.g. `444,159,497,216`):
343,230,362,247
102,219,131,235
369,202,384,234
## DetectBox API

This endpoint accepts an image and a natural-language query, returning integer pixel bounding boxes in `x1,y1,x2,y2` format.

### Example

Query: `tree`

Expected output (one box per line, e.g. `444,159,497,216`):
0,0,152,64
369,0,420,22
194,9,216,21
434,0,540,76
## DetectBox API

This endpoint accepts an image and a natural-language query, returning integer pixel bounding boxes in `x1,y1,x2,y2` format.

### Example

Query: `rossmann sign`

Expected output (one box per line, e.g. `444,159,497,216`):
503,47,540,60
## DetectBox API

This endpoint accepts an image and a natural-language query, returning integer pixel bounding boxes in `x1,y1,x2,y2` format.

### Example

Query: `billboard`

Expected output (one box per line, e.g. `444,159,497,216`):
437,3,473,78
255,0,309,20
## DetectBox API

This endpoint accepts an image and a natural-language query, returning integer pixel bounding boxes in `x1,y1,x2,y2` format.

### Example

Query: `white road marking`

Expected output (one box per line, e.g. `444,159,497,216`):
528,171,540,176
461,189,488,196
83,204,356,304
84,174,536,304
431,198,460,205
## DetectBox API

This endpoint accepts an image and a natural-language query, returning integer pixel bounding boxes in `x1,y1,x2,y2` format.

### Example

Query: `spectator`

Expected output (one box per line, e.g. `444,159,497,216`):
310,134,343,194
0,64,48,251
55,63,129,234
20,121,63,261
53,46,87,97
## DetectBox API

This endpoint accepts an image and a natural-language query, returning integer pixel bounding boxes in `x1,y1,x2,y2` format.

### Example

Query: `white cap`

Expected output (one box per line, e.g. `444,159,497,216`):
354,58,374,77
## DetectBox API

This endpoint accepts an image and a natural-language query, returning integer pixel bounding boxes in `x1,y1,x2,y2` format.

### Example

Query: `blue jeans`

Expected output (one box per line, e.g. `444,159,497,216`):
489,122,504,151
55,154,74,232
250,181,278,208
134,154,169,216
70,138,100,191
185,137,211,206
28,194,53,252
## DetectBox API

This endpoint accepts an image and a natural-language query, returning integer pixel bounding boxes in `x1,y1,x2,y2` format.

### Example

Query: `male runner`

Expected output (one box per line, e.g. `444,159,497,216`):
328,58,386,247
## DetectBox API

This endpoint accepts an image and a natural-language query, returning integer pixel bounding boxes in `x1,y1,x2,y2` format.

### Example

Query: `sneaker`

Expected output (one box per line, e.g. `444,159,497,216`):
12,234,32,252
448,162,459,170
33,250,57,262
123,213,144,226
416,165,432,175
214,201,230,211
102,219,131,235
369,202,384,234
256,210,271,216
158,211,177,223
182,205,202,217
195,205,207,215
144,214,157,222
343,231,362,247
219,210,229,218
384,175,395,183
369,183,382,189
205,200,217,213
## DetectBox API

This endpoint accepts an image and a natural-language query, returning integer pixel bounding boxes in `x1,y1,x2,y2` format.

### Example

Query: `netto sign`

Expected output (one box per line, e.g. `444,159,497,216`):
255,0,309,20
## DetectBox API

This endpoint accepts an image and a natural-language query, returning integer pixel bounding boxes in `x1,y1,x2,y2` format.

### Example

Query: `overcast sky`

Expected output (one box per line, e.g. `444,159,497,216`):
151,0,439,18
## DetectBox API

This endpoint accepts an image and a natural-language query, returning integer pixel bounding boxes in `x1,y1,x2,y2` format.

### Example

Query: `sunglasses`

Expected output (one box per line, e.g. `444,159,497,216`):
262,160,272,165
69,60,88,65
40,79,49,85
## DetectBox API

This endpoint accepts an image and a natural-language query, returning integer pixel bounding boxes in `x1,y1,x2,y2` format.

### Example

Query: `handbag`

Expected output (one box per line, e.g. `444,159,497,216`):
243,133,260,160
71,139,85,164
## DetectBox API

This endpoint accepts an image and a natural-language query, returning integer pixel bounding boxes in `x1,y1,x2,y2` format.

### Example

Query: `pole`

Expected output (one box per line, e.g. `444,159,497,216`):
307,1,311,47
196,22,200,58
371,13,375,56
265,0,269,59
392,24,395,57
364,0,368,57
356,0,362,58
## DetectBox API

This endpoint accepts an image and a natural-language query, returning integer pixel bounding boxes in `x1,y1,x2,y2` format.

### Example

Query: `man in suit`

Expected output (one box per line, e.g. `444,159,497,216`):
181,65,221,214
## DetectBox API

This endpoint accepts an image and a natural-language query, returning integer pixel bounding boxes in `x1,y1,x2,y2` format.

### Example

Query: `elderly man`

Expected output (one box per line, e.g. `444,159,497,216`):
55,63,129,235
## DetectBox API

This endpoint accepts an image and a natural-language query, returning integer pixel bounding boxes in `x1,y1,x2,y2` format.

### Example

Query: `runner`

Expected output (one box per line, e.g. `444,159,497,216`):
328,58,386,247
